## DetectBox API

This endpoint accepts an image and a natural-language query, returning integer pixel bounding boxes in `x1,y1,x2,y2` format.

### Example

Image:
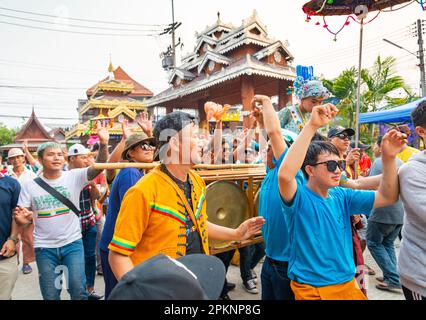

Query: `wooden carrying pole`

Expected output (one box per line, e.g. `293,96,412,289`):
92,162,265,171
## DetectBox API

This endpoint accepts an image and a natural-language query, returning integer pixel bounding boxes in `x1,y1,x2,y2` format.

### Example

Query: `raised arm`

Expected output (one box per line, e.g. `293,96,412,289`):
105,119,133,183
278,104,338,203
136,111,154,138
87,121,110,181
251,95,286,160
22,140,38,167
373,130,406,208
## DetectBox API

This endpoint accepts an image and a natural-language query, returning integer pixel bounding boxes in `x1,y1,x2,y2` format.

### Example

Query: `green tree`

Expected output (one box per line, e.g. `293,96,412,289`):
361,56,406,113
323,67,359,128
0,123,18,145
324,55,408,144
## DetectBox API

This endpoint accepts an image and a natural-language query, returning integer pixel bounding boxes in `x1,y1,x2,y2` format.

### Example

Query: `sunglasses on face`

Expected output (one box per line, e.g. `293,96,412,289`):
333,133,351,141
312,160,346,173
139,143,156,151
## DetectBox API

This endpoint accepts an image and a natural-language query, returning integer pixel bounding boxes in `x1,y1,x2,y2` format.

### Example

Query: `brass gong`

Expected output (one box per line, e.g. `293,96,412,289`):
206,181,249,248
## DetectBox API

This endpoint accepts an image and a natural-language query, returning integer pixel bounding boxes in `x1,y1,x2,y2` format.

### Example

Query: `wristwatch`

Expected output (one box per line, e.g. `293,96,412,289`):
7,235,18,245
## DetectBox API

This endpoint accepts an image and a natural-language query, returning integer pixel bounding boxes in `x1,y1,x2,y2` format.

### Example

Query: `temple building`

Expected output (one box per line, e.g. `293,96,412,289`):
147,10,296,129
65,61,154,144
0,109,60,155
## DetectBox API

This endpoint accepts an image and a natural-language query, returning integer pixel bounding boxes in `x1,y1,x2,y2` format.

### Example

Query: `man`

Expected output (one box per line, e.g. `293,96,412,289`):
278,105,405,300
367,136,404,293
251,95,298,300
13,122,110,300
0,172,20,300
100,132,156,299
67,143,103,300
328,127,371,291
395,124,420,163
398,101,426,300
327,126,360,180
109,111,264,282
7,148,36,275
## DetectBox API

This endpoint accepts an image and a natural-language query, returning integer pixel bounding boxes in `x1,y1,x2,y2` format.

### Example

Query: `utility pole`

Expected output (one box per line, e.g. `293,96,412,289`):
171,0,176,69
159,0,181,71
385,20,426,97
417,19,426,97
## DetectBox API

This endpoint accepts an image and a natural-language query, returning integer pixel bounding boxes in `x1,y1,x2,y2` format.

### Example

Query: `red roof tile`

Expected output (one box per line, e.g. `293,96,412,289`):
86,66,153,98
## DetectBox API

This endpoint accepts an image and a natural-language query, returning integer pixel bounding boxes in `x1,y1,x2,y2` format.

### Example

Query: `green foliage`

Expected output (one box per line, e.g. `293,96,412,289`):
0,123,19,146
324,55,408,143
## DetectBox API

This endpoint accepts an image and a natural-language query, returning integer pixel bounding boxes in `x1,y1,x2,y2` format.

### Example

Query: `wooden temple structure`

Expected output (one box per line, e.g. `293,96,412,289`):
147,10,296,128
65,61,154,144
0,109,59,155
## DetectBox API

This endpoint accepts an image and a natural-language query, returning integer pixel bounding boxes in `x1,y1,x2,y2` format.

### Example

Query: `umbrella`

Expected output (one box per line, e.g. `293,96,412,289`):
303,0,415,16
302,0,418,178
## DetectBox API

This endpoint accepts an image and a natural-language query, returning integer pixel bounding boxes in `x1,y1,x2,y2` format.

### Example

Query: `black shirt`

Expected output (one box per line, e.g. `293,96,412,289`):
160,165,202,254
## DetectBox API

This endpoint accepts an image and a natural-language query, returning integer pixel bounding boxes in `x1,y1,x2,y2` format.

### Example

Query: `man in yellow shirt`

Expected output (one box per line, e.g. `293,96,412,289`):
109,111,265,281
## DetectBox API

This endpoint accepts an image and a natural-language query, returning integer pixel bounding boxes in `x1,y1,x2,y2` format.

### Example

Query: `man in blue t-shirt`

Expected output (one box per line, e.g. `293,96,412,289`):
99,132,156,299
252,95,306,300
278,104,406,300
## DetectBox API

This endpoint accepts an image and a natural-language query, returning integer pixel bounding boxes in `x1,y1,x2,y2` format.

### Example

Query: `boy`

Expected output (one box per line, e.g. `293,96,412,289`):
278,104,406,300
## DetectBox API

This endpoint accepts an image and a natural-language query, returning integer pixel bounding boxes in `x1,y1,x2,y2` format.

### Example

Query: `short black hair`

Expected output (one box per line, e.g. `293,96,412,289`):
412,100,426,128
312,132,327,142
302,141,340,179
376,136,383,147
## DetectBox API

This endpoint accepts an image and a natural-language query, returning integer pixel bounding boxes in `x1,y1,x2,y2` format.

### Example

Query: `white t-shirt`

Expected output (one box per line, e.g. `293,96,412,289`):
18,168,89,248
7,166,37,185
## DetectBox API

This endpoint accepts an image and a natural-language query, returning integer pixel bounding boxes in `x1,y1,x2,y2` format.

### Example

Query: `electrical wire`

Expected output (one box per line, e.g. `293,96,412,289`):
0,13,164,32
0,20,161,37
0,114,77,120
0,6,168,27
0,84,86,90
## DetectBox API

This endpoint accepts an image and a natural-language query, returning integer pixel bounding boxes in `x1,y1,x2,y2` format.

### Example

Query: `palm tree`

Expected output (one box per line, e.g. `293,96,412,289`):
324,56,407,143
361,56,406,113
323,67,359,128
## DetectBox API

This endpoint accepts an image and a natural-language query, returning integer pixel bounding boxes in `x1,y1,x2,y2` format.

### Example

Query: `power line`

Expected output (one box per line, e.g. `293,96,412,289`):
299,29,410,61
300,34,411,63
0,6,168,27
0,20,161,37
0,84,86,90
0,13,165,32
0,58,102,73
0,114,77,120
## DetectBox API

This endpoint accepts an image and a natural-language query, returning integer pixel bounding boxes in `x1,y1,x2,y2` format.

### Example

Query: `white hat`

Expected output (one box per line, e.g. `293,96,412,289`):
8,148,25,159
68,144,90,157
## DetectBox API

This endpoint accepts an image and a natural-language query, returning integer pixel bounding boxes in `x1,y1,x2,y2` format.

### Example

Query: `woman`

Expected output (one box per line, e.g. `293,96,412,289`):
99,133,156,299
277,76,330,134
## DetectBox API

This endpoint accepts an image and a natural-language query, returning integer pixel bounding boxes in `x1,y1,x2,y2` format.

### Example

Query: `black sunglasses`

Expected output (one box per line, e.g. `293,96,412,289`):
311,160,346,173
333,133,351,141
139,143,156,151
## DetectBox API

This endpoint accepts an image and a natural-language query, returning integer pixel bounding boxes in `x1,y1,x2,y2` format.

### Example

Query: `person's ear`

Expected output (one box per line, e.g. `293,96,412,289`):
305,165,315,177
169,135,180,152
415,126,426,139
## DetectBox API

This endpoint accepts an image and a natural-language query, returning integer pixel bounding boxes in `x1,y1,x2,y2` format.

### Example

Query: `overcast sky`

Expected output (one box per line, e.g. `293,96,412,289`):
0,0,424,128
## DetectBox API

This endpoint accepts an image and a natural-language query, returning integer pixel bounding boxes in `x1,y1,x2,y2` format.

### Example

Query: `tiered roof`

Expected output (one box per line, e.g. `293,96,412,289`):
86,66,153,98
148,10,296,107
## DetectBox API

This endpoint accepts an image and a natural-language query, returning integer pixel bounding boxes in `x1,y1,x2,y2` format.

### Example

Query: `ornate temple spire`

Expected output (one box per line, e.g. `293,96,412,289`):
108,54,115,80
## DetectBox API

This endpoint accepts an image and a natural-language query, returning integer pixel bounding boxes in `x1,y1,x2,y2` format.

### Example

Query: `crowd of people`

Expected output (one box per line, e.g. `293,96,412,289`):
0,77,425,301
